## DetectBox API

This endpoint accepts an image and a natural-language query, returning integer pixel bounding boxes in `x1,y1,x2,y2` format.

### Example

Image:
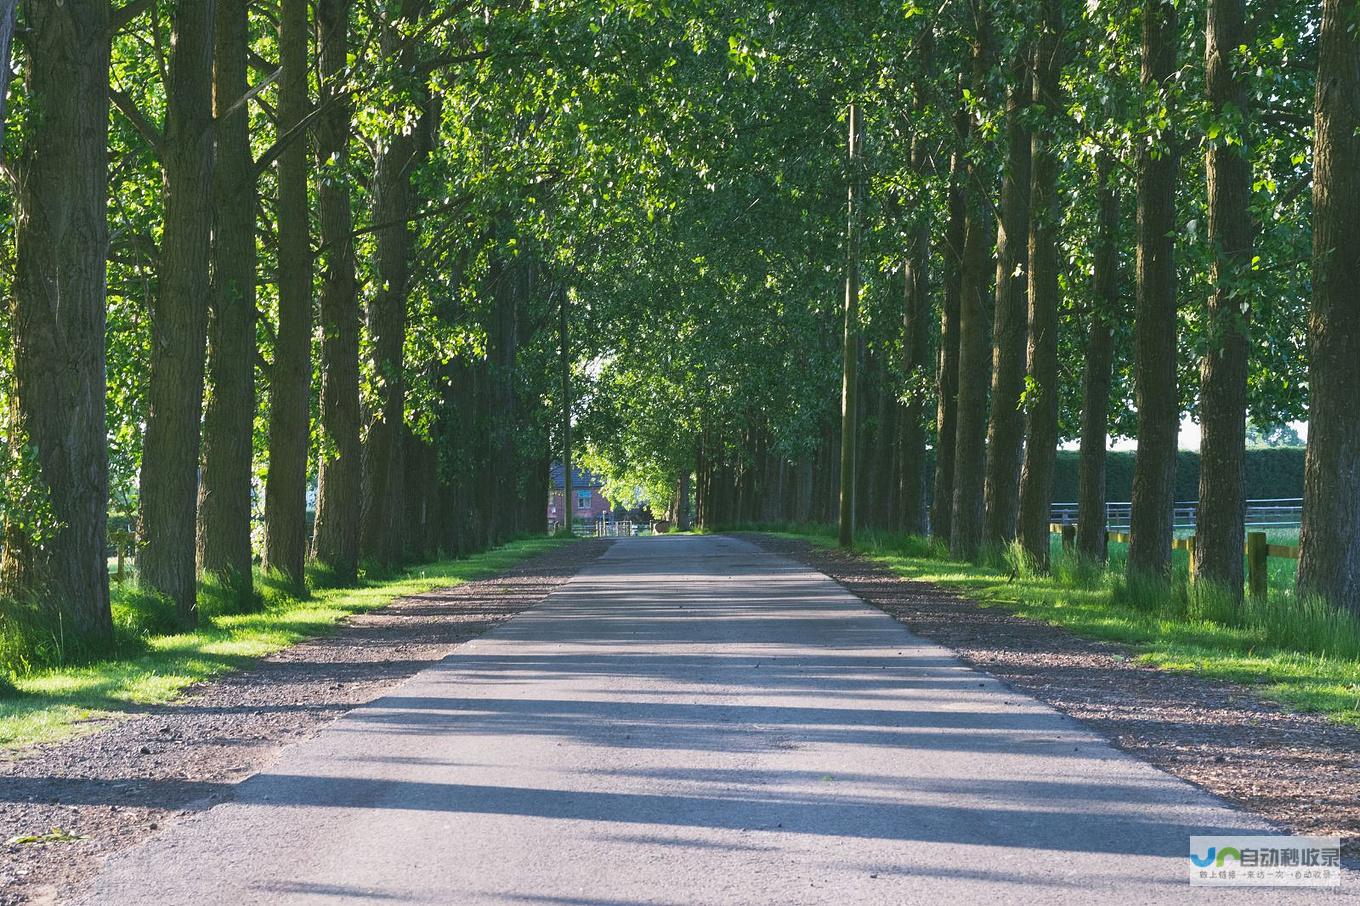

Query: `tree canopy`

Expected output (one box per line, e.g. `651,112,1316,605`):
1,0,1357,659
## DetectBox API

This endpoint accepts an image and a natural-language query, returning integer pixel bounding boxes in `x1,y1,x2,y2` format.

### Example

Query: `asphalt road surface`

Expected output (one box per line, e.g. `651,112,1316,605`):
82,535,1352,904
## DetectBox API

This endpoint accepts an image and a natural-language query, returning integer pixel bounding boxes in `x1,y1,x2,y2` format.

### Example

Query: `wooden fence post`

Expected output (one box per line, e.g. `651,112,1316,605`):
1246,531,1268,598
1060,524,1076,553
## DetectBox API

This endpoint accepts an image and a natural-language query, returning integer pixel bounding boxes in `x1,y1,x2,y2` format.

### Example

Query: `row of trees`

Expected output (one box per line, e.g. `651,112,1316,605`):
0,0,653,647
1,0,1357,658
576,0,1357,615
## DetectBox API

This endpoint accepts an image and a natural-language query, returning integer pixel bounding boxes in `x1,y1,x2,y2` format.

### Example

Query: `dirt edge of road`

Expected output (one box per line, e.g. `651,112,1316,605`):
746,533,1359,856
0,539,612,906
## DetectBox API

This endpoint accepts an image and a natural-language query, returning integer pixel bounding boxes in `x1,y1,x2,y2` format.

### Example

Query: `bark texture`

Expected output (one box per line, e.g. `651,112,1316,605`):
983,71,1032,545
198,0,257,590
1127,0,1180,580
311,0,363,582
1,0,113,642
263,0,312,587
360,14,432,565
359,137,415,566
484,250,527,545
1076,156,1120,563
838,103,862,547
1017,3,1064,569
900,141,931,535
138,2,217,624
1195,0,1252,596
949,8,995,560
931,86,967,545
0,0,17,129
1298,0,1360,614
560,286,574,533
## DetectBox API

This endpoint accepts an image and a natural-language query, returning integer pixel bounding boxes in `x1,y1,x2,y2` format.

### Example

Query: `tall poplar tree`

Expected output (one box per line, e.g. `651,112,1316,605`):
1127,0,1180,581
263,0,312,588
1016,0,1064,569
1,0,113,641
311,0,363,583
198,0,258,593
1195,0,1252,596
137,2,217,624
949,2,995,560
1298,0,1360,614
983,58,1031,545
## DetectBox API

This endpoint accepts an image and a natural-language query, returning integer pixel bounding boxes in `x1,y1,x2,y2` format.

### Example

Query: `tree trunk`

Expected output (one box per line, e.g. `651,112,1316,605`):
0,0,18,130
931,86,968,545
360,3,431,568
356,137,408,565
0,0,113,643
138,2,216,625
486,250,524,545
310,0,362,583
983,69,1032,545
1017,3,1065,570
436,288,475,553
949,201,994,560
900,176,930,534
559,285,574,534
1195,0,1252,596
1298,0,1360,614
855,362,874,530
870,368,897,528
1127,0,1180,580
198,0,257,593
263,0,312,588
949,8,995,561
402,430,434,559
838,102,862,547
360,137,416,566
677,469,692,530
1076,155,1120,563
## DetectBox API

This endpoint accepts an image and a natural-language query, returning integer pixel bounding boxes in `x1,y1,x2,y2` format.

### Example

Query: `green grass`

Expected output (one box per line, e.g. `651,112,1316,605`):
737,522,1360,726
0,536,571,750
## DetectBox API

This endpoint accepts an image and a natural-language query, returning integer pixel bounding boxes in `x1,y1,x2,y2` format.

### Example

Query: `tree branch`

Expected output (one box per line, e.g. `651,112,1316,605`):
111,0,155,34
110,87,164,155
220,66,281,123
357,192,472,238
248,50,278,77
417,48,495,74
253,92,333,176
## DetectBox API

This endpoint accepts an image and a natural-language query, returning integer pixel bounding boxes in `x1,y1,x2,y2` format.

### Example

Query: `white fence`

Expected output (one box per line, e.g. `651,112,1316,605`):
1049,498,1302,532
594,517,636,538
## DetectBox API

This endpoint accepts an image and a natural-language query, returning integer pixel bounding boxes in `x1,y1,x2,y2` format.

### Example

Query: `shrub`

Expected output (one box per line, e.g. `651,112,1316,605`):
1047,447,1306,503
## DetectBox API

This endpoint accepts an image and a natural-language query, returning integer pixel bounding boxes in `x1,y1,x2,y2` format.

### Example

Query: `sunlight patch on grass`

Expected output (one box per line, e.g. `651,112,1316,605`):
753,526,1360,727
0,537,569,750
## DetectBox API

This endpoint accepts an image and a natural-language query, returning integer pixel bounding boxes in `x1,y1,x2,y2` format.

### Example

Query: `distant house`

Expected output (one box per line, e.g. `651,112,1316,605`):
547,464,611,528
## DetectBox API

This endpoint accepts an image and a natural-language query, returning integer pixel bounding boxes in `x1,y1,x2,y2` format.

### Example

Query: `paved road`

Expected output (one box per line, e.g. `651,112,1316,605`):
84,536,1349,904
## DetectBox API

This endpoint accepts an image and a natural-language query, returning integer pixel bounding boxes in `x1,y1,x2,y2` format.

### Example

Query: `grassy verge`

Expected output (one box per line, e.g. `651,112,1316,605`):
0,536,571,750
736,523,1360,727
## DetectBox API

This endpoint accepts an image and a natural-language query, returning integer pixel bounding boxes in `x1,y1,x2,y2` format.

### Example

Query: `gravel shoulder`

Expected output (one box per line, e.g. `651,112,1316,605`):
0,539,611,906
746,533,1360,854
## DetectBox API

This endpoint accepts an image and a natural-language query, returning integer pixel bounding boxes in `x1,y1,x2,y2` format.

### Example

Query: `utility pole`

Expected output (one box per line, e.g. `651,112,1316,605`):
838,102,862,548
559,284,573,535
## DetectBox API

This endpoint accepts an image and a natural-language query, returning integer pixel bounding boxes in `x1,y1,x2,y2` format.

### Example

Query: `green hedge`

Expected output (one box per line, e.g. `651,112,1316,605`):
1049,447,1305,503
